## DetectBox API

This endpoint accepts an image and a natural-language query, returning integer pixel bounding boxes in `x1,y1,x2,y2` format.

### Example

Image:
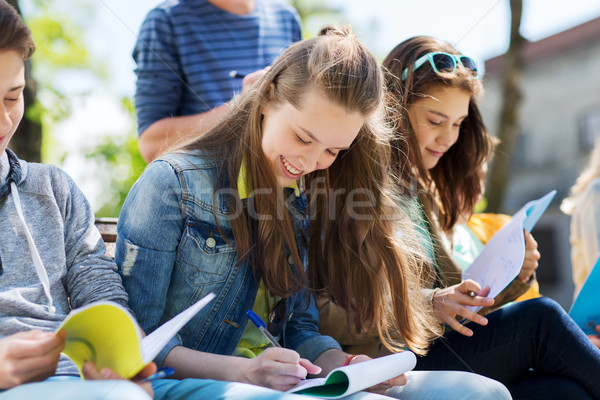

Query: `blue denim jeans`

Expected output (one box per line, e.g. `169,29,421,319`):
154,374,509,400
0,373,509,400
153,379,319,400
387,371,511,400
0,377,150,400
415,297,600,399
0,377,321,400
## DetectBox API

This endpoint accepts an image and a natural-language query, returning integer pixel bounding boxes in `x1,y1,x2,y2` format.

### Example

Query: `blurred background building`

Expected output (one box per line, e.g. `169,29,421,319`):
480,16,600,308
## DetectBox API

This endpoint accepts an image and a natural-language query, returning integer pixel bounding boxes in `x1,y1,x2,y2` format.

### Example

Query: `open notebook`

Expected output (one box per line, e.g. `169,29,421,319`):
287,351,417,398
55,292,215,379
462,190,556,312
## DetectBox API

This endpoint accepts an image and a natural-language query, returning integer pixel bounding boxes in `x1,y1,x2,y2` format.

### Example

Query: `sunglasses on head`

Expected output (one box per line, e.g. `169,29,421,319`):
401,52,479,81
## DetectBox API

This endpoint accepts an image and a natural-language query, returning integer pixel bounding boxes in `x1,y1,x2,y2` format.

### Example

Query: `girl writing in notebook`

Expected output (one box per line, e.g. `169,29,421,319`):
320,35,600,400
116,27,509,399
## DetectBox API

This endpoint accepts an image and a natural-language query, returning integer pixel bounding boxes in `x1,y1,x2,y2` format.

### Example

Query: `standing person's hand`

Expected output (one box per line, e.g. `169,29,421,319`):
239,347,321,391
0,330,66,389
518,230,540,283
241,68,269,93
432,280,494,336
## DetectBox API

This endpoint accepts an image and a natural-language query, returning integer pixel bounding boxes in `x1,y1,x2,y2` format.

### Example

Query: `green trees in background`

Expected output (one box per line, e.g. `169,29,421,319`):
11,0,348,218
8,0,97,163
10,0,526,218
9,0,144,217
291,0,345,37
84,98,146,218
486,0,525,211
6,0,41,162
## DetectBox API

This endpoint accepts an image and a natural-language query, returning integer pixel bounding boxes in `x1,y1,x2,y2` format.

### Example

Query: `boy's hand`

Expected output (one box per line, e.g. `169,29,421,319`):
82,361,157,398
0,330,65,389
241,68,269,93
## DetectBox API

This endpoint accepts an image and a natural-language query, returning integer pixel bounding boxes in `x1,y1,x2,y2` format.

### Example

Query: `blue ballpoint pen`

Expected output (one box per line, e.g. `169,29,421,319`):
246,310,282,348
141,366,175,382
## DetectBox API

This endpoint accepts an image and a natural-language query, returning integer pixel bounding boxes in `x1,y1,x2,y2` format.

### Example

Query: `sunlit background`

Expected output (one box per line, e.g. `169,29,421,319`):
12,0,600,309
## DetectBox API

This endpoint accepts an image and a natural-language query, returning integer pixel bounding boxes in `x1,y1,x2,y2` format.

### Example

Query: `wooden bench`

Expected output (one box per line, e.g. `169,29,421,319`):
95,217,118,259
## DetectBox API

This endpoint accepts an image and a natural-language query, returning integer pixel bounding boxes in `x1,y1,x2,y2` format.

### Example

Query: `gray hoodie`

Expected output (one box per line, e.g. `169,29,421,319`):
0,149,129,376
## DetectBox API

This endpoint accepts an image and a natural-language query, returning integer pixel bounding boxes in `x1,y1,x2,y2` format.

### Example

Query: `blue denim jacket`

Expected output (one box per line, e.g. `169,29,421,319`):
115,151,341,366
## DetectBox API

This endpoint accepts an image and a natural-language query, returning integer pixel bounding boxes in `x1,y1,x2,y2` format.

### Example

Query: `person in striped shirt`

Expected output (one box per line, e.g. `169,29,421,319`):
133,0,302,162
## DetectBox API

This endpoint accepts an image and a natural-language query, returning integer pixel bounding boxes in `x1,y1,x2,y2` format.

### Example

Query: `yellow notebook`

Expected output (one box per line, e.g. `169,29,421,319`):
55,292,215,379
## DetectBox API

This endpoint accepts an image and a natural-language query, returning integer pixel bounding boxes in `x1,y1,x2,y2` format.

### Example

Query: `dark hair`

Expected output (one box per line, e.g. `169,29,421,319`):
0,0,35,59
172,26,440,354
384,36,494,231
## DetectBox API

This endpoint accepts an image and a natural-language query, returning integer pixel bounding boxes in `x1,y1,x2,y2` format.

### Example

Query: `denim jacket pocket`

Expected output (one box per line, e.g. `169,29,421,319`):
175,219,236,285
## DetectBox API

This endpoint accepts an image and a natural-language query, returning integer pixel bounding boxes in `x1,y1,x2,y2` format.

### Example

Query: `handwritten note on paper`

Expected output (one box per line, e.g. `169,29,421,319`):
462,211,527,312
462,190,556,312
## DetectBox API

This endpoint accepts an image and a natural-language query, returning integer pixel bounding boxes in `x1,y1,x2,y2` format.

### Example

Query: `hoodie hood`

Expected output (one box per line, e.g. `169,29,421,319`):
0,149,22,199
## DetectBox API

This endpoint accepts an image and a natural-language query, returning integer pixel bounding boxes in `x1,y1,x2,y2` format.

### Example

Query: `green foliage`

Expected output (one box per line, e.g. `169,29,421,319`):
474,196,488,213
85,100,146,218
290,0,346,38
18,0,138,216
25,3,95,120
20,1,106,165
16,0,349,217
29,16,89,75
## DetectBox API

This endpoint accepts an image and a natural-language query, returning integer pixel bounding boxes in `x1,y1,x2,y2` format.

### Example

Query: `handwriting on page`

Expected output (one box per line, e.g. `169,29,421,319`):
463,211,526,312
462,191,556,313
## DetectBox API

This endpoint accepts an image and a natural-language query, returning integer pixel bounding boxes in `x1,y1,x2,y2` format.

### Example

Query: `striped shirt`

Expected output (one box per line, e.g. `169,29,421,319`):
133,0,302,136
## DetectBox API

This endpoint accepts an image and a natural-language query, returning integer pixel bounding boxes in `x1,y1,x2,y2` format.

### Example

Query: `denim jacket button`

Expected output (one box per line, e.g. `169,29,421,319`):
206,237,216,248
288,255,294,265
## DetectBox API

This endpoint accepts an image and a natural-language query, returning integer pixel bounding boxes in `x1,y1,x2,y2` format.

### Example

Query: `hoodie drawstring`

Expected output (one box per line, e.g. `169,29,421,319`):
10,182,55,313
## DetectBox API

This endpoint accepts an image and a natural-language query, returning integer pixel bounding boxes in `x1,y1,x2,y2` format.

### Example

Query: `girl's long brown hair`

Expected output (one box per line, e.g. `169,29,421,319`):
384,36,494,232
172,27,440,354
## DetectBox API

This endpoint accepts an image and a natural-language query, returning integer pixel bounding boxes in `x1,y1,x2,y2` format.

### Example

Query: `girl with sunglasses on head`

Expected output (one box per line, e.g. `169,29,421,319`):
321,35,600,400
116,27,510,399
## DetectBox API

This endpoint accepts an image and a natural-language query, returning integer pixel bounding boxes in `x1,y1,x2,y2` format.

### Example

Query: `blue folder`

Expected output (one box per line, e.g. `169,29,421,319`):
569,255,600,335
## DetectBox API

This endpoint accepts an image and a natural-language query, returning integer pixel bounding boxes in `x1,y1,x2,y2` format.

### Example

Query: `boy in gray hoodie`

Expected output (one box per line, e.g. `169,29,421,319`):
0,2,156,398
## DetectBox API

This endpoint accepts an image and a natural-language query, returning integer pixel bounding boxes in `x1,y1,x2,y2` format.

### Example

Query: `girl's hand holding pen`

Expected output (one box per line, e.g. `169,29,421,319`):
240,347,320,392
244,310,320,390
